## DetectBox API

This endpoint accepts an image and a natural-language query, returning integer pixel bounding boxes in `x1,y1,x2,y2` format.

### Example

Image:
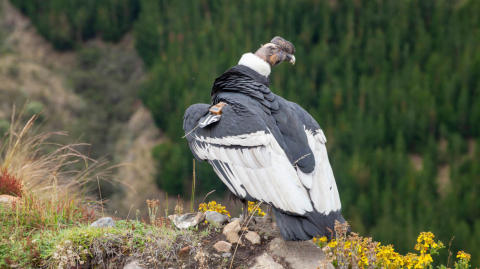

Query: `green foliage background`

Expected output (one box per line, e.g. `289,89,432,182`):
11,0,139,49
12,0,480,265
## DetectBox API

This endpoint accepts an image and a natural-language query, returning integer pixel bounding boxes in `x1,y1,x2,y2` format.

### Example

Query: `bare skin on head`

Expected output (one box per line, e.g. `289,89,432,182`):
254,36,296,67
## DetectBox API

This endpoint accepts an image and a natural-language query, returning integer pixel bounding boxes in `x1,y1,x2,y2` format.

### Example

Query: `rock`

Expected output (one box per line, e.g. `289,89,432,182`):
0,195,22,208
267,237,334,269
123,260,143,269
223,219,241,235
213,241,232,253
90,217,116,228
222,253,232,258
226,231,242,244
251,253,284,269
179,246,191,255
245,231,261,244
204,210,230,224
168,212,205,229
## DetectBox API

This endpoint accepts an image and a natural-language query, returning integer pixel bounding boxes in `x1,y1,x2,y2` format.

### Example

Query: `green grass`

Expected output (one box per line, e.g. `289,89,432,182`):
0,209,208,268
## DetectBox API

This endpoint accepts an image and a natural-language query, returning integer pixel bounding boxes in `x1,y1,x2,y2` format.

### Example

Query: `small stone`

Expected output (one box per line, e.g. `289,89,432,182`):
168,212,205,229
245,231,261,244
251,253,283,269
226,231,242,244
123,260,143,269
205,211,230,225
223,219,241,235
0,195,22,208
222,253,232,258
179,246,191,255
214,241,232,253
90,217,116,228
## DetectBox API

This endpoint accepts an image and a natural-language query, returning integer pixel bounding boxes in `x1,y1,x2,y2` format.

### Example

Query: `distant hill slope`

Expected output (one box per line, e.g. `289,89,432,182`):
0,0,162,216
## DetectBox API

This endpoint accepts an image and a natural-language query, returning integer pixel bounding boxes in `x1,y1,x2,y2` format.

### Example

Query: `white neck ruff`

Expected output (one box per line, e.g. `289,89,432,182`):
238,53,271,77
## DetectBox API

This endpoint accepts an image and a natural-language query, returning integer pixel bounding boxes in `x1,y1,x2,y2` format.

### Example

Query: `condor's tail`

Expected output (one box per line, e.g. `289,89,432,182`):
273,208,348,240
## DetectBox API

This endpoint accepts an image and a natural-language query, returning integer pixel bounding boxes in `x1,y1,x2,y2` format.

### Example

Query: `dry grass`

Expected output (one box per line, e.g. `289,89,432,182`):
0,106,107,267
0,105,117,205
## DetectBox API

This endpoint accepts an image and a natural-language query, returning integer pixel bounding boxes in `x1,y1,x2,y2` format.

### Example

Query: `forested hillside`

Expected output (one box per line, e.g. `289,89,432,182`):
11,0,480,266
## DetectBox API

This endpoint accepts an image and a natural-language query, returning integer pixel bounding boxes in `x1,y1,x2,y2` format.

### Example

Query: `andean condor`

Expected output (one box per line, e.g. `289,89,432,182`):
183,36,347,240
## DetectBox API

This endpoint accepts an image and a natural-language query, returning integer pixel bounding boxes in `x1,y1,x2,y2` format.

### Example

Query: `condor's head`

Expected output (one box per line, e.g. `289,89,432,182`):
255,36,296,67
238,36,296,77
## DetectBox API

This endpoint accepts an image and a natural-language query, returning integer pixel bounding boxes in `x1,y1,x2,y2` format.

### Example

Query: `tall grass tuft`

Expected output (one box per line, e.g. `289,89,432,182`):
0,108,107,230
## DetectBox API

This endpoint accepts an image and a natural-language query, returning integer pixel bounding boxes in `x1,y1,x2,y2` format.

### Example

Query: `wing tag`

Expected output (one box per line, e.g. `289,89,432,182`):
209,102,227,115
199,113,221,128
199,102,227,128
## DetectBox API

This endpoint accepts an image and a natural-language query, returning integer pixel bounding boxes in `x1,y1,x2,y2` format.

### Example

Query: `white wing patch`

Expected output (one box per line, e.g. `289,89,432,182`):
192,132,313,214
193,130,271,147
299,128,342,213
191,128,341,215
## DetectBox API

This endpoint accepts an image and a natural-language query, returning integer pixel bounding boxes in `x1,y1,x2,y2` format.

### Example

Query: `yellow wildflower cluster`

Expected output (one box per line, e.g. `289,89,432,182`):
313,236,328,246
457,251,471,261
314,221,472,269
455,251,472,269
376,245,404,268
242,201,265,217
414,232,439,254
198,201,231,217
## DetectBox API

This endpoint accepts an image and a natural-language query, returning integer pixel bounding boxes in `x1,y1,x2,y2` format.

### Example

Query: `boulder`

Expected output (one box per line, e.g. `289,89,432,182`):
214,241,232,253
90,217,116,228
204,211,230,225
245,231,261,244
223,219,241,235
168,212,205,229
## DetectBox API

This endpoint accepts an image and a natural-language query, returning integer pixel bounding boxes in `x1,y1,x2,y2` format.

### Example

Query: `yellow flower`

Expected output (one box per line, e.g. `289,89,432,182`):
359,255,369,267
456,251,471,261
328,240,338,248
413,254,433,269
319,236,328,243
199,201,230,217
402,253,419,269
377,245,404,269
243,201,265,217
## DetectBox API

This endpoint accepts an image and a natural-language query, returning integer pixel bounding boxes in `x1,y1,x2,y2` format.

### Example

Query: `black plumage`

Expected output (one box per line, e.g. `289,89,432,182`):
184,54,347,240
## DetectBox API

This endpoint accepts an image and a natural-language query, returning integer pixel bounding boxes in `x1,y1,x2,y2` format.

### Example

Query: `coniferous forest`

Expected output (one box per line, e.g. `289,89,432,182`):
10,0,480,266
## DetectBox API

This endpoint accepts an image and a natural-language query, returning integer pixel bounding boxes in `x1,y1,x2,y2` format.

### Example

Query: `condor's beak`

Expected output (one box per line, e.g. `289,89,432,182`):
287,54,296,65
